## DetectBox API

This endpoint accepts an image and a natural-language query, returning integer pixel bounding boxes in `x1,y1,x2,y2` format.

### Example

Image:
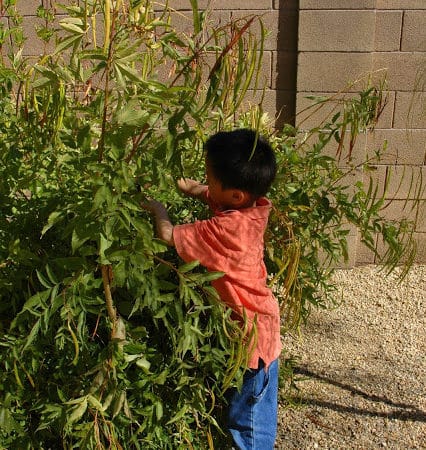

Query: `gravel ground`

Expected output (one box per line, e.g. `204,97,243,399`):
276,265,426,450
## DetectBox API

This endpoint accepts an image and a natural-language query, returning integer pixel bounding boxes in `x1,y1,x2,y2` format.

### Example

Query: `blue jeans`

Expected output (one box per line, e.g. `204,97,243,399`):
227,358,279,450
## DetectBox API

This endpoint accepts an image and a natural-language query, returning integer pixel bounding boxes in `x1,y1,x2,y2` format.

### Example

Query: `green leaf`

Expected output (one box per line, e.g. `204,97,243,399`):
36,270,52,289
46,264,59,285
41,211,64,236
17,290,51,316
115,104,150,127
153,306,167,319
99,233,112,264
194,271,224,283
54,34,82,54
59,21,86,35
112,391,126,418
166,405,188,425
87,394,103,411
114,61,142,83
155,401,163,421
93,185,112,209
0,407,22,433
59,17,85,34
32,76,53,89
179,260,200,273
71,228,90,254
23,318,41,351
67,398,88,425
136,357,151,372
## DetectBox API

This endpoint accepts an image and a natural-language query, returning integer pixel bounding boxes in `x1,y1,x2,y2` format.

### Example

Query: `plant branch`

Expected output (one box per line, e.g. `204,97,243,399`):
101,264,117,324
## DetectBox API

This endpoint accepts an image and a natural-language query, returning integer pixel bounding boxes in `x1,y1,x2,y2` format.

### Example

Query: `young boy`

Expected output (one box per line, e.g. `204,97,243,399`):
145,129,281,450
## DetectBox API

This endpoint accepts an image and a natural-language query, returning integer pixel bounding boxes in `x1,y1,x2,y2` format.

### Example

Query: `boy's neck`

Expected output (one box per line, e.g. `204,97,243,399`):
218,198,258,211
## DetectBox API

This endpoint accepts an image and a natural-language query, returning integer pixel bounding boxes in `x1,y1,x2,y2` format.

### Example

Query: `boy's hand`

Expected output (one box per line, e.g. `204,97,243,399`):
177,178,207,200
141,198,166,214
141,198,174,246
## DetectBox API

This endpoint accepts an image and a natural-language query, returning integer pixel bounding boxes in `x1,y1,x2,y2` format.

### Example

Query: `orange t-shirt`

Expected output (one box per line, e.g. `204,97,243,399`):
173,193,282,369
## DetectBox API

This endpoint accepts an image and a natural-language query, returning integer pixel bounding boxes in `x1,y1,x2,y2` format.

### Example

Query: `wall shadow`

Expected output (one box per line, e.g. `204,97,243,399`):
275,0,299,128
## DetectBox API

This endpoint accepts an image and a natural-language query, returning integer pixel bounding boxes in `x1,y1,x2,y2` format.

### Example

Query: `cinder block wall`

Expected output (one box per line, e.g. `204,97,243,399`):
296,0,426,264
167,1,300,127
12,0,426,264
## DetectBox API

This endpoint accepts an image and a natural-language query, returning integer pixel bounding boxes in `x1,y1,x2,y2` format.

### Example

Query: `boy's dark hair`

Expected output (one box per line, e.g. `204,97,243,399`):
205,128,276,198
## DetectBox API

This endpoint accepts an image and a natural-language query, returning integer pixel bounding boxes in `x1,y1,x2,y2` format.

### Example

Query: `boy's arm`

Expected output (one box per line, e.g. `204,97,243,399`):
177,178,208,202
143,200,175,246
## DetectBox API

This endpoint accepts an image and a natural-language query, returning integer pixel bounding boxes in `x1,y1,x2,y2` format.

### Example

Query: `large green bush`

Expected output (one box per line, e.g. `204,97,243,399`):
0,1,418,448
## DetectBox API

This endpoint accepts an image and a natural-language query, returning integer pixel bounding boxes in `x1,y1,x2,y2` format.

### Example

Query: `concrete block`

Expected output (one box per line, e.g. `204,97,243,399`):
300,0,376,9
230,10,279,52
231,9,298,52
295,128,367,168
316,228,359,269
273,0,299,10
272,51,297,90
401,11,426,52
394,91,426,130
296,91,345,129
380,165,426,200
167,0,198,9
299,10,376,52
237,86,295,128
257,50,273,89
365,133,398,165
297,52,373,92
15,0,42,16
376,1,426,10
239,88,275,111
375,231,426,264
325,134,367,168
362,164,387,199
354,236,377,266
168,0,273,10
338,166,367,192
378,199,426,233
367,129,426,165
337,233,358,269
373,52,426,92
295,118,368,167
376,91,396,129
374,11,403,52
295,90,395,130
21,16,44,56
275,90,297,127
168,9,230,36
412,233,426,263
355,232,378,265
276,9,299,51
238,88,278,124
243,88,297,127
44,0,72,9
156,49,269,89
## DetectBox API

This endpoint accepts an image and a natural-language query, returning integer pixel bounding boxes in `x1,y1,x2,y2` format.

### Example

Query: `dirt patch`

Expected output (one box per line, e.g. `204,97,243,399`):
276,265,426,450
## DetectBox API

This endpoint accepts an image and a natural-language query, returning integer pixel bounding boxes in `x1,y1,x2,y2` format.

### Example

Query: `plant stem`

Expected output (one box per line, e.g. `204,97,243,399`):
101,264,117,324
98,0,115,161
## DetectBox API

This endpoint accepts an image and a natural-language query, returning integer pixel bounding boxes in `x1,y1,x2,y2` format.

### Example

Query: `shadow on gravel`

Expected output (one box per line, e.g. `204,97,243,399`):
296,367,426,423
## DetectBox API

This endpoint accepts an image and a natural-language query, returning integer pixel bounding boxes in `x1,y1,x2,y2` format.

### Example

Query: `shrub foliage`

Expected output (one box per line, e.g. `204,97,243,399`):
0,1,418,448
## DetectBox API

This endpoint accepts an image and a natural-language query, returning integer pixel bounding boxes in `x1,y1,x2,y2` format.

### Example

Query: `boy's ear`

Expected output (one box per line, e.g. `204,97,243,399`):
230,189,251,207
